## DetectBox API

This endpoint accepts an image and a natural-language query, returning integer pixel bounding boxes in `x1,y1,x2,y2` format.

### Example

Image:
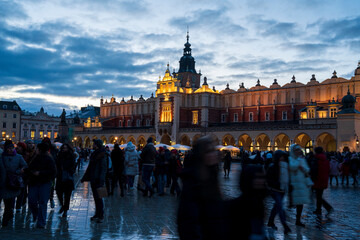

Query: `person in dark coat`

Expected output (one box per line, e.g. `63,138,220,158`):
27,142,56,228
1,140,27,227
156,147,168,196
55,143,76,217
110,143,125,197
223,151,232,178
140,137,157,197
81,139,107,223
177,136,225,240
227,164,267,240
313,147,333,215
14,142,27,212
350,154,359,186
169,149,181,196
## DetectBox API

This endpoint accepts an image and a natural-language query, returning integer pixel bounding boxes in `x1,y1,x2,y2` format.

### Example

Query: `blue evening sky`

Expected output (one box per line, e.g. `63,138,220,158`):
0,0,359,115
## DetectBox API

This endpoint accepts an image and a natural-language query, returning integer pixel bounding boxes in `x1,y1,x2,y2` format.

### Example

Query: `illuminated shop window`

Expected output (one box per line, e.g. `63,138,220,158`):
31,130,35,139
192,111,199,125
47,132,51,139
2,131,5,138
12,132,15,138
39,131,44,138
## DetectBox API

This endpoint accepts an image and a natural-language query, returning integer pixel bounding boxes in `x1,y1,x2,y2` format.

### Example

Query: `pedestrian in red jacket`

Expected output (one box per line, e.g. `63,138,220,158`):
313,147,333,216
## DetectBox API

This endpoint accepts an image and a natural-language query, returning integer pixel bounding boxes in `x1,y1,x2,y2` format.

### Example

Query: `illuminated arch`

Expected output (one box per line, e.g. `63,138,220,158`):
84,136,91,148
160,134,171,145
294,133,312,153
180,135,190,146
255,133,271,151
222,134,235,146
118,136,126,145
127,135,136,144
238,134,252,151
273,133,290,151
316,132,336,152
137,135,146,149
100,136,107,145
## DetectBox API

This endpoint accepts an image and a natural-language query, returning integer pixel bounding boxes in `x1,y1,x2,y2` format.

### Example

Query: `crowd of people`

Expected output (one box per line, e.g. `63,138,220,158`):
0,135,359,239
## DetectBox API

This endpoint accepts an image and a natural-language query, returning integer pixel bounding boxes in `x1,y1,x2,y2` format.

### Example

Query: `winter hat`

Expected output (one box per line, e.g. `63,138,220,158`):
158,147,165,153
4,140,14,150
147,137,153,143
37,142,50,152
93,139,103,148
17,142,27,151
171,149,178,154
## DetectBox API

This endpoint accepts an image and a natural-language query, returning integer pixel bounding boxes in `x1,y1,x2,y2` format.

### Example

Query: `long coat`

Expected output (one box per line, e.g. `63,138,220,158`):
1,153,27,199
55,151,76,191
124,143,139,176
289,156,311,205
329,159,340,176
313,153,330,189
81,148,107,187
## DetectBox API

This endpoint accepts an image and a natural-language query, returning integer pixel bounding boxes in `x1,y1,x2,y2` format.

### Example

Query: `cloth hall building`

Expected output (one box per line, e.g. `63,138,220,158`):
74,34,360,153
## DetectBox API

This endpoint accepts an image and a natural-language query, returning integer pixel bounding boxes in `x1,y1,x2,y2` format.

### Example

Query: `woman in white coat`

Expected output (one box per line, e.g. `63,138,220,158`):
124,142,139,191
288,144,311,227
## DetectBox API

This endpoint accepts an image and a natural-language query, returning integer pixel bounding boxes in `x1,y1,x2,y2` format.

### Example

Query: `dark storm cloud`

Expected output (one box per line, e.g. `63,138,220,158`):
249,16,300,39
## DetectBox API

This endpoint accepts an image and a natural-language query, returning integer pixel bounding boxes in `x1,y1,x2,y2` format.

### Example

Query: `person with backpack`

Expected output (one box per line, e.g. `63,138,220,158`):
1,140,27,227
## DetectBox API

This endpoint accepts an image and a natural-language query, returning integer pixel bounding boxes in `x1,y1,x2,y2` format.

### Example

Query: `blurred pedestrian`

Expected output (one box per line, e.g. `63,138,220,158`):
110,143,125,197
55,143,76,218
288,144,311,227
15,142,27,212
27,142,56,228
81,139,107,223
350,154,359,186
169,149,181,196
42,138,58,209
156,147,168,196
124,142,139,193
266,150,291,234
1,140,27,227
312,147,333,216
340,156,350,185
178,136,225,240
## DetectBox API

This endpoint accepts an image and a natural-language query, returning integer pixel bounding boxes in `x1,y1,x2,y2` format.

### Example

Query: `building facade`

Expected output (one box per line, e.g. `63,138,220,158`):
20,107,60,142
74,34,360,152
0,100,21,142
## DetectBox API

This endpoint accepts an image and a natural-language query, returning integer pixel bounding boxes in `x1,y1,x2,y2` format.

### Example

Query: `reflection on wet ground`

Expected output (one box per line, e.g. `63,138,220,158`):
0,163,359,239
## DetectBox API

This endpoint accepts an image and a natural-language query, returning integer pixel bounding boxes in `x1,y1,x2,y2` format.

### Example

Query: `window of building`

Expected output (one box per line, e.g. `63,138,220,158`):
54,132,58,139
136,119,141,127
221,114,226,123
282,111,287,120
13,114,16,118
13,106,18,110
265,112,270,121
330,108,337,118
24,130,28,138
161,103,172,122
3,105,7,109
13,122,16,128
192,111,199,125
308,109,315,119
47,131,51,139
12,132,15,138
127,120,131,127
146,119,150,126
233,113,238,122
39,131,44,138
31,130,35,139
2,131,5,138
119,120,122,127
249,112,253,122
3,113,7,118
3,122,6,128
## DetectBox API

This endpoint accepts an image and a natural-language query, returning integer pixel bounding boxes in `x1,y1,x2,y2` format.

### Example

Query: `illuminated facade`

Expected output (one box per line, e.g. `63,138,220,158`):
74,34,360,152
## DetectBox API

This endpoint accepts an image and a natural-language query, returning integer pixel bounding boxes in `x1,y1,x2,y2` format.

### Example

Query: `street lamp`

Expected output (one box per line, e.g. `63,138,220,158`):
356,137,359,146
115,137,118,143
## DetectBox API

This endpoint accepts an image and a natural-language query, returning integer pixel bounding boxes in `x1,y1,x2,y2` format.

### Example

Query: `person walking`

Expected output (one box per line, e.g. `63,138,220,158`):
288,144,311,227
124,142,139,193
340,157,350,185
140,137,157,197
178,136,226,240
27,142,56,228
329,156,340,186
81,139,107,223
266,150,291,234
110,143,125,197
1,140,27,227
223,151,232,178
350,154,359,186
155,147,168,196
169,149,181,196
312,147,333,216
14,142,27,212
55,143,76,218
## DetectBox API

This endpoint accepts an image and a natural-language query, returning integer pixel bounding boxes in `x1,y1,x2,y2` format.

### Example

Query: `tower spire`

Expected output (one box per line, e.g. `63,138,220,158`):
186,26,189,43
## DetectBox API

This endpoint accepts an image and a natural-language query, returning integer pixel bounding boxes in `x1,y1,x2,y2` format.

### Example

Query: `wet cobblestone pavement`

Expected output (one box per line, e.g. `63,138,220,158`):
0,163,359,239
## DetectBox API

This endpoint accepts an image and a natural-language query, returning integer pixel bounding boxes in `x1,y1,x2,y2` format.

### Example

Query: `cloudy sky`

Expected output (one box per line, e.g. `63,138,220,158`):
1,0,360,115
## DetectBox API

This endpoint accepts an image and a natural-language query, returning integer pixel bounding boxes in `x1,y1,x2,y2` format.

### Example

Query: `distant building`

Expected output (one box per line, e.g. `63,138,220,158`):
0,100,21,142
20,107,60,142
66,105,101,127
74,33,360,152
